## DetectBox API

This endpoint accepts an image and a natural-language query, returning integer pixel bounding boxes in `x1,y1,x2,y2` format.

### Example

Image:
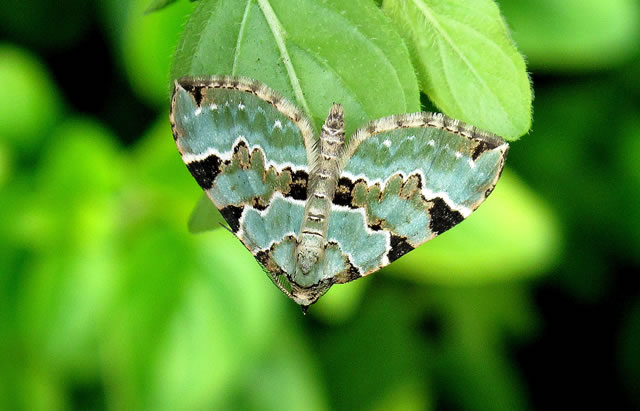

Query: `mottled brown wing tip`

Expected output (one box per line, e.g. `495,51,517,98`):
174,76,200,89
434,113,506,146
474,130,508,150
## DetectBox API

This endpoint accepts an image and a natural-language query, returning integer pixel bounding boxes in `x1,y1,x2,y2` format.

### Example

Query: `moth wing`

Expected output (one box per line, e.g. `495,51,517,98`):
170,76,315,291
329,112,508,278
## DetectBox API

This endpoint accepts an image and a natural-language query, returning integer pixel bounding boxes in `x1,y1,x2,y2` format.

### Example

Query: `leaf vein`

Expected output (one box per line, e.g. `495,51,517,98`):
232,0,254,75
410,0,511,125
295,45,369,120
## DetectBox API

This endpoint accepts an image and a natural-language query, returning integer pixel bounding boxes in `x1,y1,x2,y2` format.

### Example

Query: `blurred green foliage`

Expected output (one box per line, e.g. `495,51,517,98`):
0,0,639,409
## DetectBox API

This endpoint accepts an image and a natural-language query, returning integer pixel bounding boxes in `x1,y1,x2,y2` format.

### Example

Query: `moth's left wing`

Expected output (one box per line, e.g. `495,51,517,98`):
170,76,317,296
329,113,508,278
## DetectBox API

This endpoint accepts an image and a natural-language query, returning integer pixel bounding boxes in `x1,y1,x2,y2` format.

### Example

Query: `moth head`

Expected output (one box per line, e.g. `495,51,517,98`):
267,270,332,308
289,280,333,307
322,103,345,137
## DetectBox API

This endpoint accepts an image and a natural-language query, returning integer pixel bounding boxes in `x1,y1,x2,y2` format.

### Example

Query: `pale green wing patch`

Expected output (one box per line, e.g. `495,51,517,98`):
171,76,315,174
170,76,315,211
334,112,508,275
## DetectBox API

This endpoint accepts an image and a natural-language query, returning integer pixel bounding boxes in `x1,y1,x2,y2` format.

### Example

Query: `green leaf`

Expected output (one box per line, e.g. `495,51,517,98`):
498,0,640,70
145,0,179,14
382,0,532,140
145,0,199,14
389,169,561,284
171,0,420,137
188,194,226,233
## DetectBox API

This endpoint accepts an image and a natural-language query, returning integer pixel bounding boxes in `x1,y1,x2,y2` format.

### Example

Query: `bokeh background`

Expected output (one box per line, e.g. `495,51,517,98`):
1,0,639,409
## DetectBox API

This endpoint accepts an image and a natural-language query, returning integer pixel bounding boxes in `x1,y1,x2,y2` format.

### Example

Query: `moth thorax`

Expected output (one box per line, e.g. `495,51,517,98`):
294,103,346,278
323,103,344,131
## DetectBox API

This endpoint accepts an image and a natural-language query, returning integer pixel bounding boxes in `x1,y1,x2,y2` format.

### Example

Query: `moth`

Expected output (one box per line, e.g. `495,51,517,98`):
170,76,508,308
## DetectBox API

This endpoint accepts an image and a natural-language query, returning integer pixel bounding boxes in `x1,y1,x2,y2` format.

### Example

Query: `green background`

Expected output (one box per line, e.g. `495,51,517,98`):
1,0,639,409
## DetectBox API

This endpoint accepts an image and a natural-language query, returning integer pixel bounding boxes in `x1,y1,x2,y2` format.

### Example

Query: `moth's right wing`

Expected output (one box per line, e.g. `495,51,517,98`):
327,112,508,278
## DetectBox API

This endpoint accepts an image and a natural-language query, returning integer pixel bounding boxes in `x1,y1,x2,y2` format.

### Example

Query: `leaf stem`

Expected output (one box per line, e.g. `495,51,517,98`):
257,0,312,116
